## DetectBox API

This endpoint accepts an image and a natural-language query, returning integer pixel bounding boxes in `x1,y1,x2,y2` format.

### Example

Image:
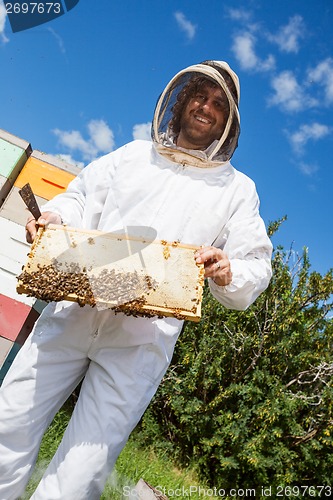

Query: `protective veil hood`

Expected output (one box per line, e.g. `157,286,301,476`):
152,60,241,168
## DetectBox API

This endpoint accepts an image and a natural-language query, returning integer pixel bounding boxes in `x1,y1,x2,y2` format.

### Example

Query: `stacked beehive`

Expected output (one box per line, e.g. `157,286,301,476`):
0,129,81,385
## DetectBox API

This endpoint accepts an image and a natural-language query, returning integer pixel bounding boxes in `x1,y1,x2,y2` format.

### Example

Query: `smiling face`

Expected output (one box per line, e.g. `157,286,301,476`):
176,81,228,151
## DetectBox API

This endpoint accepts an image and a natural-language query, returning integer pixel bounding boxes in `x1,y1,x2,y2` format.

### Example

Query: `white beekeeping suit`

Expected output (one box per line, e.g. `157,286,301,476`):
0,61,272,500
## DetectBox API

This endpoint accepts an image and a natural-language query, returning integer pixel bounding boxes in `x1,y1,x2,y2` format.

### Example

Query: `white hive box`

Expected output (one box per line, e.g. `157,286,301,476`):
0,217,31,264
17,225,205,322
0,217,46,310
0,216,33,305
0,255,35,307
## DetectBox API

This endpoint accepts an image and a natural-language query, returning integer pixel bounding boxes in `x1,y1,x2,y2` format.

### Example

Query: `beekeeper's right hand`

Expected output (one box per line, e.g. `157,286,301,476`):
25,212,62,244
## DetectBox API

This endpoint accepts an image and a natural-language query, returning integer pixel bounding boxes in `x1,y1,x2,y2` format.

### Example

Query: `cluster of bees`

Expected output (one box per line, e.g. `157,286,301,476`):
17,263,158,314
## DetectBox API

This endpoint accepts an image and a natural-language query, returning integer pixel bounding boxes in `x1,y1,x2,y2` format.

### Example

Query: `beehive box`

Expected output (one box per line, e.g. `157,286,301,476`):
0,340,21,386
0,216,31,264
0,151,79,225
13,152,78,199
17,225,205,322
0,130,32,204
0,216,33,305
0,293,32,342
0,293,40,344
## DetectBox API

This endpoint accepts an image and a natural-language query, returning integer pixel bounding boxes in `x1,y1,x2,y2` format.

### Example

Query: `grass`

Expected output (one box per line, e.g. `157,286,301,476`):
21,401,207,499
102,437,205,499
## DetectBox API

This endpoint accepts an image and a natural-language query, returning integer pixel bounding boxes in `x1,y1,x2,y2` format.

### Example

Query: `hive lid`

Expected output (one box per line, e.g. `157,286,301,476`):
17,224,205,322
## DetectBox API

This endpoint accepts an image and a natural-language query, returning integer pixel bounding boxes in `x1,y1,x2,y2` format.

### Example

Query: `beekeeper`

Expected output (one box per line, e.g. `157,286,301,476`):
0,61,272,499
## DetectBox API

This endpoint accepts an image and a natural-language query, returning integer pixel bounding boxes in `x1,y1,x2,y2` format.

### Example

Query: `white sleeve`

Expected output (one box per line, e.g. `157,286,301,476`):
209,178,272,311
41,168,89,227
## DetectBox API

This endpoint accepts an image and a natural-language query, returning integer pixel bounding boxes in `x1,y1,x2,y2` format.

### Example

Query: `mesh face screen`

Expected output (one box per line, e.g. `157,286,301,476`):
152,63,241,165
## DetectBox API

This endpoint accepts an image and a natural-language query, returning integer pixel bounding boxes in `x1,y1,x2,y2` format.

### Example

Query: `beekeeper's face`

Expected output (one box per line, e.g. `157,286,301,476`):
177,82,228,151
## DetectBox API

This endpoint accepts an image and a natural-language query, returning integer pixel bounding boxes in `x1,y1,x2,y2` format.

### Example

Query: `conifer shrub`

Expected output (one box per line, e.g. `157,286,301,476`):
140,219,333,494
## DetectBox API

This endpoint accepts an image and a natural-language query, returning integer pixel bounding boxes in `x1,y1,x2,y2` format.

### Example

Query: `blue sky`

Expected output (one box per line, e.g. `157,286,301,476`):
1,0,332,275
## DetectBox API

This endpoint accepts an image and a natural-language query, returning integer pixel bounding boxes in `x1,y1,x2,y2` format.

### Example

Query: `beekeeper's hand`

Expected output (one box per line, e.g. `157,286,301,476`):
195,246,232,286
25,212,62,244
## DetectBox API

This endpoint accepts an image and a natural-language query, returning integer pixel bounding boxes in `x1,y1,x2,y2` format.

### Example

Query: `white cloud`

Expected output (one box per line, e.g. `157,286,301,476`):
268,71,317,112
298,161,319,176
227,8,252,23
47,27,66,54
56,154,85,169
87,119,115,151
308,58,333,104
53,129,94,158
132,122,151,141
0,1,9,43
268,15,305,53
53,119,115,162
231,32,275,72
174,11,196,41
288,122,331,154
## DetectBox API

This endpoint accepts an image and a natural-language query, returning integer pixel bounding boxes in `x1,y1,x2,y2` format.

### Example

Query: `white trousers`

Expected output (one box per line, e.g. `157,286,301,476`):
0,301,181,499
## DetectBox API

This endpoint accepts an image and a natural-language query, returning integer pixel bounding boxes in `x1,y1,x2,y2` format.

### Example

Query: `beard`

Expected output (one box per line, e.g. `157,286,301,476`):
178,112,223,150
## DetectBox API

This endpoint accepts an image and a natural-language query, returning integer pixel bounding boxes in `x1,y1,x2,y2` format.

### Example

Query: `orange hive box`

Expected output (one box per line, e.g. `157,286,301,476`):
13,155,77,200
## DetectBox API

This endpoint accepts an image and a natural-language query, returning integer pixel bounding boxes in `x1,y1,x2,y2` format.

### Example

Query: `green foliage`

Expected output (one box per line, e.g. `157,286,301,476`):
141,223,333,493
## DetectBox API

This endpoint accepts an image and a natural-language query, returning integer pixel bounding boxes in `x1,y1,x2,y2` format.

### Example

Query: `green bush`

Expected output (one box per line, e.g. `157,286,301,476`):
141,219,333,494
